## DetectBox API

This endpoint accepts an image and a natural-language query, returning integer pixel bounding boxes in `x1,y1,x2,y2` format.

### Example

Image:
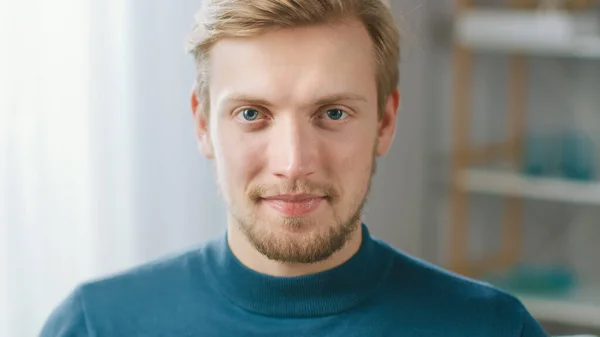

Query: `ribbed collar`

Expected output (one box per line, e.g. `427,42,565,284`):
204,224,394,318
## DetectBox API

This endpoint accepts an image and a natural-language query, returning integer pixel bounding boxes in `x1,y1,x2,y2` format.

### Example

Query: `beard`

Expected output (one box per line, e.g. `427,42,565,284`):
224,151,378,264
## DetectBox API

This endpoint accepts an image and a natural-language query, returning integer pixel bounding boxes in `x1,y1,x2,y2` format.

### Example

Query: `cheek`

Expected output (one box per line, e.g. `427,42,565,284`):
213,124,264,192
323,130,377,194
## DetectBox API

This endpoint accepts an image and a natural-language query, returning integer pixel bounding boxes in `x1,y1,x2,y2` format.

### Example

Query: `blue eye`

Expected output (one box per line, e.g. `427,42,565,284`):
325,109,346,120
240,108,260,121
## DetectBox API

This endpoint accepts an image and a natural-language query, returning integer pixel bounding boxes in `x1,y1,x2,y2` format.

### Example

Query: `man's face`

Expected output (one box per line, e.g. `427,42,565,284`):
193,19,398,263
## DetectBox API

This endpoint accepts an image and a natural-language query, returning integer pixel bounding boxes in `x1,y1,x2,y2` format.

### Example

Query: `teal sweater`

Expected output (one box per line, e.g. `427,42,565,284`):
40,225,548,336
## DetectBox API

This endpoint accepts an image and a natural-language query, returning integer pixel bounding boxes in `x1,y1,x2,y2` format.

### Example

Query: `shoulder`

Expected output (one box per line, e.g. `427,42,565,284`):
377,238,517,303
39,287,89,337
373,239,547,336
92,243,208,285
40,238,223,336
78,238,223,305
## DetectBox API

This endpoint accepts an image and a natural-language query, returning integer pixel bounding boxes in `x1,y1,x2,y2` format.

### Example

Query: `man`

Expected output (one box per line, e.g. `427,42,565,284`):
41,0,548,336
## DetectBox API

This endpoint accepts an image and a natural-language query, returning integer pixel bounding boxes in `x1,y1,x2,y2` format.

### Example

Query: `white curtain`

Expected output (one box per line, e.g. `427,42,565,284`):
1,1,98,336
0,0,225,336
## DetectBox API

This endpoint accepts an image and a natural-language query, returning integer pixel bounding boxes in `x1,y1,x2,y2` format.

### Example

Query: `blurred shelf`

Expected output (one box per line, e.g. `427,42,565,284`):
516,283,600,328
461,168,600,205
455,9,600,58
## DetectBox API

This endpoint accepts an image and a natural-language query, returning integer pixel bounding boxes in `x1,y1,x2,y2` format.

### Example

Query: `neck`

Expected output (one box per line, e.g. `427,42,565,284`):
227,216,363,277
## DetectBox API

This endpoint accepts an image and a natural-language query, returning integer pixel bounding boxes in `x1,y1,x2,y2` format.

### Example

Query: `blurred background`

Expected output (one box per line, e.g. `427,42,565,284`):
1,0,599,336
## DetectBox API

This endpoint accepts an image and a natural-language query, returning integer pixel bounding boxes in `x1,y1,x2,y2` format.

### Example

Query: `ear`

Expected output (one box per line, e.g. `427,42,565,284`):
191,88,215,159
376,88,400,157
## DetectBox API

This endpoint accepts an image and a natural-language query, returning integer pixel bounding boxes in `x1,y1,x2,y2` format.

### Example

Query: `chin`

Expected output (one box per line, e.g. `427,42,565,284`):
267,215,325,234
236,209,361,264
253,214,338,243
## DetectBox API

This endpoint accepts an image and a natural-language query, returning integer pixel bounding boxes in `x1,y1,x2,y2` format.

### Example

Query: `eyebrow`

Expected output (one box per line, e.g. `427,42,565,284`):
311,93,368,106
221,92,368,108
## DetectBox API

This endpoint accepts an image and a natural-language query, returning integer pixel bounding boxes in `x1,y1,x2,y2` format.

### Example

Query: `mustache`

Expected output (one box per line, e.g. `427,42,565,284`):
248,180,339,202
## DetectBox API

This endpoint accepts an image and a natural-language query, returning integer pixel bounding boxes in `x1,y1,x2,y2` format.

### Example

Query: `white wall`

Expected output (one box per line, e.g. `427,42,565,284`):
124,0,227,262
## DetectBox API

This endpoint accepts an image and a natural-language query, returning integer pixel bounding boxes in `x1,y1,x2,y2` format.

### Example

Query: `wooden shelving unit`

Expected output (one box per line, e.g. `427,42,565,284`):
449,0,600,329
450,0,531,278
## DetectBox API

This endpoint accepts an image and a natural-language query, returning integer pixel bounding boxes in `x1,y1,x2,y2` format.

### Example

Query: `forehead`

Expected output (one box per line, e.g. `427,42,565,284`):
208,19,378,109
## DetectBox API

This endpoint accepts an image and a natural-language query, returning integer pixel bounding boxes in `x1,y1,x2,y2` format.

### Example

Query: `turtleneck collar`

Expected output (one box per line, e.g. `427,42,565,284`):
203,224,394,318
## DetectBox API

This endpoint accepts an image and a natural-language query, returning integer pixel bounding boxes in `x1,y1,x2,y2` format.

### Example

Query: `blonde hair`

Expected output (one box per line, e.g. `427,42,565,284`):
186,0,400,119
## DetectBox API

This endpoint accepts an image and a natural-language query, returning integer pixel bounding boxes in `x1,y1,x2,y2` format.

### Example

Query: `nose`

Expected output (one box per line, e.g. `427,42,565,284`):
269,115,318,180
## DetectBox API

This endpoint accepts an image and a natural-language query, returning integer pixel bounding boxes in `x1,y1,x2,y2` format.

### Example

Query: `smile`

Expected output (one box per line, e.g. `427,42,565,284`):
261,194,325,217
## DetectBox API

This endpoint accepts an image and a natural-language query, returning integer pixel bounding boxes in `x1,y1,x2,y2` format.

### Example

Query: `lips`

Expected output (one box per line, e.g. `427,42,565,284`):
261,194,325,217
